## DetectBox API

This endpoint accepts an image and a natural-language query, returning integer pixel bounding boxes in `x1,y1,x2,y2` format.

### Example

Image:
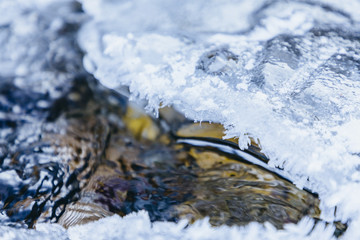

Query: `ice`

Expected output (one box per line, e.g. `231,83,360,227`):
67,211,336,240
77,0,360,239
0,0,85,96
0,0,87,231
1,0,360,239
0,210,337,240
0,223,68,240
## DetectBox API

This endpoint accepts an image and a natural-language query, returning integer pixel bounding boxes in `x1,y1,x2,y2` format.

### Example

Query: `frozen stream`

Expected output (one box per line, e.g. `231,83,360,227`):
1,0,360,239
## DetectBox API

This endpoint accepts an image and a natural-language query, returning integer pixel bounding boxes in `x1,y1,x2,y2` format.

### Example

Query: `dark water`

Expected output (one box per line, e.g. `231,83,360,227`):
0,72,324,229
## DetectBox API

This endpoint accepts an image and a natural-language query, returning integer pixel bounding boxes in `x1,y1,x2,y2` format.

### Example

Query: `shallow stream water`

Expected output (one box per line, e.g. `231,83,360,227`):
0,73,323,230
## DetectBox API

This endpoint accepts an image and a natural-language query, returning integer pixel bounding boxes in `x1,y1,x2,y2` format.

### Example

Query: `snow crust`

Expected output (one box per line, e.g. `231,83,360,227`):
0,211,336,240
67,211,336,240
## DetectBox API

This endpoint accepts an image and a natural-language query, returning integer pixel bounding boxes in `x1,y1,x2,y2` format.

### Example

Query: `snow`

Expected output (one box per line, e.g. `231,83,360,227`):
0,223,68,240
1,0,360,239
0,210,337,240
67,211,337,240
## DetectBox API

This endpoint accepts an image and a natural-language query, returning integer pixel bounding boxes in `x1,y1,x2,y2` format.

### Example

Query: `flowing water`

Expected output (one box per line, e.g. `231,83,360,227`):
1,71,343,234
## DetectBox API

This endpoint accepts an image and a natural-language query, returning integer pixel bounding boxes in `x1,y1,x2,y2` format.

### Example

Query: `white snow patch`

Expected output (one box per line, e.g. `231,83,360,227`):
68,211,336,240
